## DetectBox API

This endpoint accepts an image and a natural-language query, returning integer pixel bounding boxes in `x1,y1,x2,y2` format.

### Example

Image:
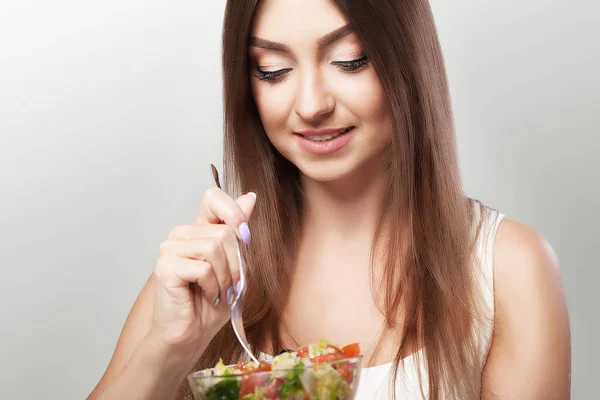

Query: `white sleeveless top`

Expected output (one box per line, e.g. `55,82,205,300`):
350,206,504,399
188,206,504,400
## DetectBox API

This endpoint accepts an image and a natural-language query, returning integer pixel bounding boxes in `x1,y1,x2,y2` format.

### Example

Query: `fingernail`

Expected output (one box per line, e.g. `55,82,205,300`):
212,296,220,308
247,192,257,199
239,222,251,244
227,286,234,305
236,280,242,294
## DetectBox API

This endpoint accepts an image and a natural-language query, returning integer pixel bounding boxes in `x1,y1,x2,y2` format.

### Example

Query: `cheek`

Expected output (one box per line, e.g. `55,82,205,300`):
251,80,294,134
335,70,389,126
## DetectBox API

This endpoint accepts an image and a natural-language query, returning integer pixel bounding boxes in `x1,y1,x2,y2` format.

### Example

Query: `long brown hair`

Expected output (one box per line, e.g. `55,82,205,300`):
194,1,487,399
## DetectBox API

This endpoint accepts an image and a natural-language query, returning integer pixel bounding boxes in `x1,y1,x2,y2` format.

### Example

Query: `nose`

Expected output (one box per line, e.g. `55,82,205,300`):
294,70,335,123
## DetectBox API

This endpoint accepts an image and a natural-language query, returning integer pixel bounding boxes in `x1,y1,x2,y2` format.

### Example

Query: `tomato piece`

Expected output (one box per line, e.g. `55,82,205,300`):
239,371,270,395
234,360,271,373
232,361,245,371
341,343,360,358
264,377,284,399
254,361,272,373
239,374,265,396
296,346,309,358
310,352,344,364
236,361,272,396
335,363,353,384
325,344,344,355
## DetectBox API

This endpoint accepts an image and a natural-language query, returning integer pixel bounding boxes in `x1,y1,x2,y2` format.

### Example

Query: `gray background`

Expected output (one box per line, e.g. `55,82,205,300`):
0,0,597,398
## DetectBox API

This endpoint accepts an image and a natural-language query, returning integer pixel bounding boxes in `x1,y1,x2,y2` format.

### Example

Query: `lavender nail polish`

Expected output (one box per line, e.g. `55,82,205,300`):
236,280,242,294
212,296,220,308
227,286,234,305
239,221,251,244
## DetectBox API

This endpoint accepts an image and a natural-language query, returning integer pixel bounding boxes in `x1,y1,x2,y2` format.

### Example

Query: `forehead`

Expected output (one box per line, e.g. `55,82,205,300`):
251,0,348,42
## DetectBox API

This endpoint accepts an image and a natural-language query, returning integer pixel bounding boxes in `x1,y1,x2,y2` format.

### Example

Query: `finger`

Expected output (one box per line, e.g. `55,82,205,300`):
188,191,256,236
167,224,219,241
170,238,232,302
214,225,242,292
236,192,257,221
195,188,255,244
164,224,241,290
173,258,221,307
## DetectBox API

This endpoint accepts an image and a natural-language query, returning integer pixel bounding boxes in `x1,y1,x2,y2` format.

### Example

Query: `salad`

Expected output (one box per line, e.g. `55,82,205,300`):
188,340,362,400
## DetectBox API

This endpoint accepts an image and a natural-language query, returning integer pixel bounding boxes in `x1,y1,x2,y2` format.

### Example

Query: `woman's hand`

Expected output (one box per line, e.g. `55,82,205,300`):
148,187,257,364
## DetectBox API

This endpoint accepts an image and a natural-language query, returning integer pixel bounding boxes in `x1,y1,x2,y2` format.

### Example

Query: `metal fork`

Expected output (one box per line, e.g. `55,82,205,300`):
210,164,260,364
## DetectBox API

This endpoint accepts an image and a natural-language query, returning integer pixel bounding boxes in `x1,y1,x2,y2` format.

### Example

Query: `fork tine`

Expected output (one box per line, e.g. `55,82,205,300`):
210,164,259,364
232,237,260,363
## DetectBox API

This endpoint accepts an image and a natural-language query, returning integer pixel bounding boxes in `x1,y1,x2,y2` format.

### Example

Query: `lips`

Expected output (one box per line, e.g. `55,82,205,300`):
294,126,355,155
297,126,354,142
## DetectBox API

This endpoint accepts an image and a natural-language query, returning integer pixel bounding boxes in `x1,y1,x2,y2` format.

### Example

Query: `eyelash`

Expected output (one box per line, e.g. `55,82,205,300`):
331,55,369,72
255,68,292,83
255,55,369,83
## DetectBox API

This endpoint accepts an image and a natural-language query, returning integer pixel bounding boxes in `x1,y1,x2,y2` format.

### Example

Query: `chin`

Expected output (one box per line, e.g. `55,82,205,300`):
293,157,365,183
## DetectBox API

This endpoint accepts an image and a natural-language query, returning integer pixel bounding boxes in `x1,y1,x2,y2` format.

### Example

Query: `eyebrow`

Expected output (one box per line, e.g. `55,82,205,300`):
249,24,354,53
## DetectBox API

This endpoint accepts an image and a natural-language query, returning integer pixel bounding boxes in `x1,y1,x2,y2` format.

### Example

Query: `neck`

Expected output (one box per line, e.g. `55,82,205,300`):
299,158,388,242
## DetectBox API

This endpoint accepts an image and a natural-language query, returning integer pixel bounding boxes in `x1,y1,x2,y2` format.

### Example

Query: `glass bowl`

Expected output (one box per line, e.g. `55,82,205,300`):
188,356,363,400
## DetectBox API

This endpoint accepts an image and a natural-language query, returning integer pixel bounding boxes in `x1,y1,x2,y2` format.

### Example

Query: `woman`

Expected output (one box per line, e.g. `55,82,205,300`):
88,0,571,399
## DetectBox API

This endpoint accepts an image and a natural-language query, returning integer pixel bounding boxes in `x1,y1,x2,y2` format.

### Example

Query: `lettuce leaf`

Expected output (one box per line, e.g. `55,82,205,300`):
205,378,240,400
278,361,305,398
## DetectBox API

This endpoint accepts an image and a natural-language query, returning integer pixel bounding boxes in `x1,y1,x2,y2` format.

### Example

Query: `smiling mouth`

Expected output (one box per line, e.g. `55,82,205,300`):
298,126,354,142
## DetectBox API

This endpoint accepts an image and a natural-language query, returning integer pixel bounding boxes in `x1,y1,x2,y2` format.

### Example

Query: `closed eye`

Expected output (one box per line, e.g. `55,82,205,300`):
255,68,292,83
332,55,369,72
254,55,368,82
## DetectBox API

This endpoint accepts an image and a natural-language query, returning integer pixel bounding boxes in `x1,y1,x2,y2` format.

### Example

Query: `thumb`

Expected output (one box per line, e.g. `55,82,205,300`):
236,192,257,221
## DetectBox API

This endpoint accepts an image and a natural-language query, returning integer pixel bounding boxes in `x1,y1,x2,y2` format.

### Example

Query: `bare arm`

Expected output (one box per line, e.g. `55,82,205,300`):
87,275,154,399
86,275,192,400
86,189,257,400
482,219,571,399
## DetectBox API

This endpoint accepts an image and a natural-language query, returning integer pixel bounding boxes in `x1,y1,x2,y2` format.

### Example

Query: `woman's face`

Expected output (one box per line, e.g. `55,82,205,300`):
249,0,392,183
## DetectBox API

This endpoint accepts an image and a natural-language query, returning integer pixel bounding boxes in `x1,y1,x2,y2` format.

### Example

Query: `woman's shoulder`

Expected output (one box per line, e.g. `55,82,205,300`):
492,217,565,326
468,201,558,274
472,200,562,307
469,201,565,322
493,217,561,293
482,217,571,397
